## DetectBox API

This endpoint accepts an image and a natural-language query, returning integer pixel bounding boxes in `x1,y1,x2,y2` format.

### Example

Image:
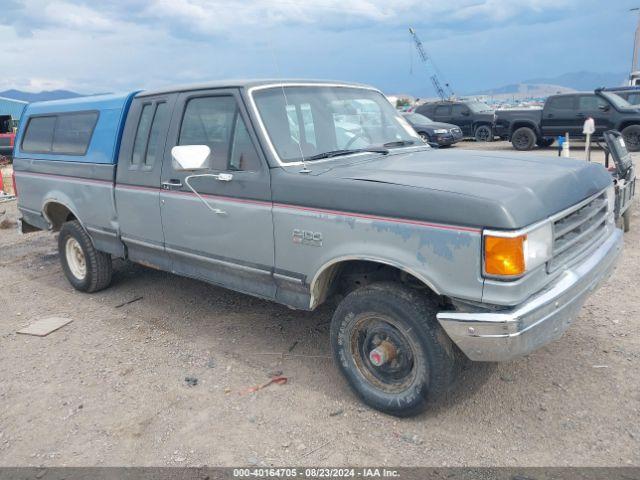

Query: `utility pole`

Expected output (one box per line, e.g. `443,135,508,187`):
630,8,640,83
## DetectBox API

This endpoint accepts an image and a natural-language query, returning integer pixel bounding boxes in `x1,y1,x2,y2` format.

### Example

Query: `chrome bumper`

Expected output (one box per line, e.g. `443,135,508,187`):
437,228,623,362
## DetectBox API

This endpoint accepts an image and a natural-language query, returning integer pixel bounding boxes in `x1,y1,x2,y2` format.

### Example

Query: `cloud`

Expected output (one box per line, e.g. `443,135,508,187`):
0,0,634,94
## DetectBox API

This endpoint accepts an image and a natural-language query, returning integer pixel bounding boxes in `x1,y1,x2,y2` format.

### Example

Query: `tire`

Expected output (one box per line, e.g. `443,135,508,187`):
58,220,112,292
474,125,493,142
536,137,555,148
418,131,431,143
511,127,536,151
621,125,640,152
330,282,459,417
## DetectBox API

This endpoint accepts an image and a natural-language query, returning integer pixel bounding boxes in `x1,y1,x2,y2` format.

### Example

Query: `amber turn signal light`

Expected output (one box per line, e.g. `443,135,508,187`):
484,235,526,276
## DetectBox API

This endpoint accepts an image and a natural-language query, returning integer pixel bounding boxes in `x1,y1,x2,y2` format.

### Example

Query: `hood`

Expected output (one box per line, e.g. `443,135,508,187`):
415,121,458,131
312,148,612,229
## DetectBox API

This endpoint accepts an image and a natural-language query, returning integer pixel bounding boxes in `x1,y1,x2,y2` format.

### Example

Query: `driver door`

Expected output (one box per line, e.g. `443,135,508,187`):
159,89,276,299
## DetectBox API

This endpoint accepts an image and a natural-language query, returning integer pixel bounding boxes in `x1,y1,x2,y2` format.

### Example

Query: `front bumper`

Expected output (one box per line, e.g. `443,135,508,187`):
437,228,623,361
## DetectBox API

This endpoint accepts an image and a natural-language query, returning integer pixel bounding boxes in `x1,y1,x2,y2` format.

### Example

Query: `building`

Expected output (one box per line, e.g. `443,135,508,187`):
0,96,28,129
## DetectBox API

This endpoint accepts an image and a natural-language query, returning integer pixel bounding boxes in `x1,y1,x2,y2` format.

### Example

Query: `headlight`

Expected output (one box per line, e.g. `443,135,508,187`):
433,129,448,134
483,222,553,278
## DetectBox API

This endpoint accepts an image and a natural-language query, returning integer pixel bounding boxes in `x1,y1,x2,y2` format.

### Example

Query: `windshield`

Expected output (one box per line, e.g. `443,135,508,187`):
404,113,433,124
252,86,420,163
466,101,493,113
601,92,635,110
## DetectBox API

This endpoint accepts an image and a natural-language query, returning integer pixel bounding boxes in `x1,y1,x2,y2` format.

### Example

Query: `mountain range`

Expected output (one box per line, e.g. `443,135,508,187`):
473,71,628,96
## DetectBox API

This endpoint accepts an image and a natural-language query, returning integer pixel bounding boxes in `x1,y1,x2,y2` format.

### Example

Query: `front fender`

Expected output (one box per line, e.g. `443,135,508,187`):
273,205,484,308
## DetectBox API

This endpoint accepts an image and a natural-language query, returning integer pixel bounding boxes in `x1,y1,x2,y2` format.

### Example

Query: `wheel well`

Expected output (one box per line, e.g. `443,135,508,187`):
618,121,640,132
43,202,76,231
311,260,438,308
510,122,537,137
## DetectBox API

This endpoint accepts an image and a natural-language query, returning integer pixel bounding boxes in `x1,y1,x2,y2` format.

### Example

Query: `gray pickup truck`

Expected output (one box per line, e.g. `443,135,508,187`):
13,80,623,416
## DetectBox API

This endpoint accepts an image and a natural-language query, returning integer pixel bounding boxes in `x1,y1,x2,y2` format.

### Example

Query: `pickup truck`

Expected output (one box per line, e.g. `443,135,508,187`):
414,100,495,142
495,90,640,151
13,80,623,416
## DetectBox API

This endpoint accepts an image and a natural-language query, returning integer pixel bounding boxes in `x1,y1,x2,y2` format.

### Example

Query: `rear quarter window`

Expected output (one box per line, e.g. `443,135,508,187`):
21,116,56,153
21,111,99,155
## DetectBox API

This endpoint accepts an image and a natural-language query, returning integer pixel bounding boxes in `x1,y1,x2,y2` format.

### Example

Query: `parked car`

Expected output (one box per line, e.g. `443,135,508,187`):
495,90,640,151
401,112,463,146
414,100,495,141
14,80,622,416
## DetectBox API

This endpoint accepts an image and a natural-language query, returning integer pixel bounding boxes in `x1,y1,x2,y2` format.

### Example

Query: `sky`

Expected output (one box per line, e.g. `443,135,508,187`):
0,0,638,97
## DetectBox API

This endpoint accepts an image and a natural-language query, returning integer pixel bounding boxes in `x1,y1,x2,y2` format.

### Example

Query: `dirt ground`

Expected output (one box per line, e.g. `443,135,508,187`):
0,141,638,467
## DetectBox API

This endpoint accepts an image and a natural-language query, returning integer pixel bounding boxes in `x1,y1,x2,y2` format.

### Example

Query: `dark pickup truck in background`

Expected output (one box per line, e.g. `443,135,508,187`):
415,100,495,142
495,90,640,151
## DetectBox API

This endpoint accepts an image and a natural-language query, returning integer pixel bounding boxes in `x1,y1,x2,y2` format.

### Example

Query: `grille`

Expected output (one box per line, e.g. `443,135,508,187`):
547,190,609,272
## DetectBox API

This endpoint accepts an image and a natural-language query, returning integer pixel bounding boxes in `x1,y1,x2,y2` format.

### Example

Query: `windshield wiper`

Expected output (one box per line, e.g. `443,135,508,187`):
305,147,389,161
382,140,416,148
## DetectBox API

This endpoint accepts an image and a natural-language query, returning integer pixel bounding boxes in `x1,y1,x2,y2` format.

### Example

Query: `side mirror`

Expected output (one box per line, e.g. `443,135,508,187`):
598,104,610,112
171,145,211,171
461,110,470,116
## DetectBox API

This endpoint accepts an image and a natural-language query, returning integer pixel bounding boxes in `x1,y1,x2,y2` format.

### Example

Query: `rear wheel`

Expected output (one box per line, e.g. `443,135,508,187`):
511,127,536,151
621,125,640,152
474,125,493,142
330,282,459,416
59,220,112,292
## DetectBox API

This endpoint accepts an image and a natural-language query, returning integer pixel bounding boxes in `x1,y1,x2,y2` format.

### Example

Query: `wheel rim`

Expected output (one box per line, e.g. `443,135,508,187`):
65,237,87,280
513,131,530,149
348,313,418,393
420,132,429,142
624,130,640,148
476,127,490,141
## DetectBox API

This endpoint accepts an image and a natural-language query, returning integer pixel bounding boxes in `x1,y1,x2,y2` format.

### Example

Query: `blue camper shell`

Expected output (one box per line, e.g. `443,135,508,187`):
14,92,139,164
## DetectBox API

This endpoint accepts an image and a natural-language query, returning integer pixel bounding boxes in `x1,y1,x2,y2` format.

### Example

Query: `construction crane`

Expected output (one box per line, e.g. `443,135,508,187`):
409,27,454,100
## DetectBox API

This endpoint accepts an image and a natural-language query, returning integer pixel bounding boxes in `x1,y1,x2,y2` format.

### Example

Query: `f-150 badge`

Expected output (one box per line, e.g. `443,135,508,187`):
292,229,323,247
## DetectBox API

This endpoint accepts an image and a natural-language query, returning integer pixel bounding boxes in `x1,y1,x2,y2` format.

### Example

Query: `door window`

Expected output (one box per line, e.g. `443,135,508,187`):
179,96,261,171
546,96,575,110
434,105,450,116
578,95,608,111
451,105,468,116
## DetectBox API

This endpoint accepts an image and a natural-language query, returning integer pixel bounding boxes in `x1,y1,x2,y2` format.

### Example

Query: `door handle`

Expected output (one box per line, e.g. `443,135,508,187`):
211,173,233,182
546,113,554,118
161,179,183,190
576,113,586,118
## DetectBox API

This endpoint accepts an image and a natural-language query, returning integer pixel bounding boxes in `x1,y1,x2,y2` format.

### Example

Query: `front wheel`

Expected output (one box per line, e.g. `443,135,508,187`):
418,131,431,143
474,125,493,142
59,220,112,292
511,127,536,150
330,282,459,416
621,125,640,152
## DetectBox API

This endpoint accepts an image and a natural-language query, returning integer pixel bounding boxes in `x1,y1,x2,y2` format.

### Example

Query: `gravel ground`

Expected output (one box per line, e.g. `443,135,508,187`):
0,141,638,467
